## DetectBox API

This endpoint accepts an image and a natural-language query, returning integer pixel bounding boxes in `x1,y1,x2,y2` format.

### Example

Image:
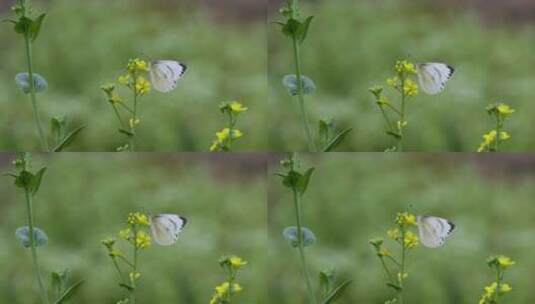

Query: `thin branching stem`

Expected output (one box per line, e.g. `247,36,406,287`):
24,189,49,304
292,188,317,304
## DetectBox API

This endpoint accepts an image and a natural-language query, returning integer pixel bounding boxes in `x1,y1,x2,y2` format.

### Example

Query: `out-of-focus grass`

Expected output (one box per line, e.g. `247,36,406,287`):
0,0,266,151
268,154,535,303
0,153,267,303
268,0,535,151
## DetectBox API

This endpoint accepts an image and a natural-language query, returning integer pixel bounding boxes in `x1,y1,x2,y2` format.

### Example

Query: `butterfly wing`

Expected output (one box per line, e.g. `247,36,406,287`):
416,63,454,95
417,216,455,248
149,60,188,93
150,214,188,246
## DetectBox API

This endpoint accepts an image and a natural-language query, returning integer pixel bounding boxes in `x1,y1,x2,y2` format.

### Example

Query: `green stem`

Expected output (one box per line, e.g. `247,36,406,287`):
24,34,48,150
292,36,316,152
494,268,501,302
494,117,501,152
24,189,49,304
398,229,406,304
129,89,138,152
226,270,236,302
292,188,317,304
130,228,138,304
379,257,394,284
397,79,407,152
111,257,126,284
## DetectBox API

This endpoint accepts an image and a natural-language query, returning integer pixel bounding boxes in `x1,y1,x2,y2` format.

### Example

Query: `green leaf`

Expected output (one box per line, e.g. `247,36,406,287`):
281,18,301,37
282,170,302,189
14,16,32,34
282,226,316,248
282,74,316,96
296,167,315,195
53,126,85,152
14,170,33,189
322,280,352,304
386,282,402,291
54,280,84,304
386,131,402,139
118,128,134,138
319,269,335,298
297,16,314,43
319,119,334,146
29,13,46,41
51,270,70,299
323,129,352,152
15,73,48,94
30,167,47,196
15,226,48,248
118,283,134,291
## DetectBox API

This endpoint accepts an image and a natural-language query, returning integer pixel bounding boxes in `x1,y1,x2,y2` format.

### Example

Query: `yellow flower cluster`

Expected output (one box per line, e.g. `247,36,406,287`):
395,212,417,227
477,130,511,152
136,230,152,249
101,84,122,104
135,76,151,96
128,212,150,226
229,256,248,269
229,101,248,113
403,79,419,97
395,60,417,75
210,128,244,152
403,231,419,249
496,104,515,117
478,282,513,304
127,58,150,73
209,282,243,304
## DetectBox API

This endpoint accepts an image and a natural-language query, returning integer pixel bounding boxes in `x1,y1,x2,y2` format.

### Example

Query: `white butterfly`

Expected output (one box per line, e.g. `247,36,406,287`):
149,60,188,93
416,63,454,95
150,214,188,246
417,215,455,248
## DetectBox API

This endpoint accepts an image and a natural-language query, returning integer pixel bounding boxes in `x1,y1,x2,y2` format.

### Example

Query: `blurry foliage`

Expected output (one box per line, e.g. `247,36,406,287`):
268,0,535,151
0,153,267,303
0,0,266,151
268,154,535,303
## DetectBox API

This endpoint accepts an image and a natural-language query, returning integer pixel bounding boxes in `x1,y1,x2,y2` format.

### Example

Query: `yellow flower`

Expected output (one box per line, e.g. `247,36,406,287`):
395,60,417,75
118,74,131,86
209,140,220,152
128,58,149,73
229,101,248,113
497,256,515,268
396,120,407,132
378,248,390,257
500,283,512,294
497,104,515,116
403,79,419,96
403,231,419,249
233,283,243,293
230,256,248,269
135,76,151,95
500,131,510,141
377,95,389,106
119,228,131,240
128,212,150,226
395,212,417,227
477,130,497,152
136,230,152,249
215,282,229,297
232,129,243,139
216,128,230,142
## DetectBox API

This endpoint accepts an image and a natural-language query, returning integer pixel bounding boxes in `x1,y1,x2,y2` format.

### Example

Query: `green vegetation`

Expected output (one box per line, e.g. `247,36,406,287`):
268,154,533,303
0,154,267,303
268,0,535,151
0,0,266,150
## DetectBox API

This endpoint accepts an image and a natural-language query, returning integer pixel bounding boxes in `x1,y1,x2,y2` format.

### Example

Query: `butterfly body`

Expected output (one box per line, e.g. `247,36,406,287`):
417,215,455,248
150,214,188,246
416,63,454,95
149,60,188,93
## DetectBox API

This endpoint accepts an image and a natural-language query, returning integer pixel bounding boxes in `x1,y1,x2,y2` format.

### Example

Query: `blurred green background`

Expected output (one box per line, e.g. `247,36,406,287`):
268,153,535,303
0,0,266,151
268,0,535,151
0,153,268,303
